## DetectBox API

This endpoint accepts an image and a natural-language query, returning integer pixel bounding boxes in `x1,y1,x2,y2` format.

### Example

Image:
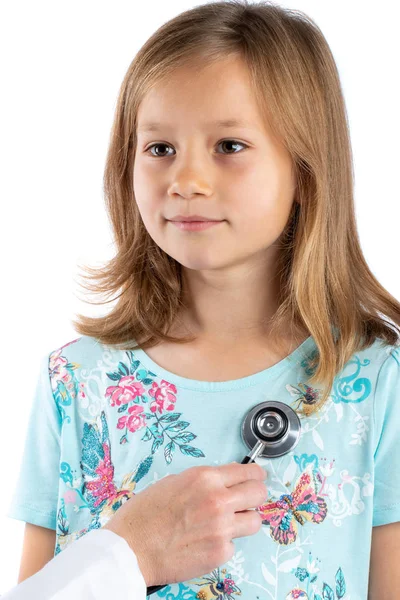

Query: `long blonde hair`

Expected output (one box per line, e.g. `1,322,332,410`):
72,0,400,416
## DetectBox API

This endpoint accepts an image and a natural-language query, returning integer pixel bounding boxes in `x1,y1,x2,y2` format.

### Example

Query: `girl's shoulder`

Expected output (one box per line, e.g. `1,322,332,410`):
48,334,109,367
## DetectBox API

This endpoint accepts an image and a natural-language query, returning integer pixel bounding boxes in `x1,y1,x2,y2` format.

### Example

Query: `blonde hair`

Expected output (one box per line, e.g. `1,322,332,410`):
72,0,400,417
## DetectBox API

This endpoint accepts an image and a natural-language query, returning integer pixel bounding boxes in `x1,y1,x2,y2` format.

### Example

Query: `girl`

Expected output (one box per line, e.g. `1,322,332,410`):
8,1,400,598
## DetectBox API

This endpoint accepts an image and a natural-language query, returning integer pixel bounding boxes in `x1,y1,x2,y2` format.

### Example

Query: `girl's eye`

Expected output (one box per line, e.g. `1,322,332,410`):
144,139,248,158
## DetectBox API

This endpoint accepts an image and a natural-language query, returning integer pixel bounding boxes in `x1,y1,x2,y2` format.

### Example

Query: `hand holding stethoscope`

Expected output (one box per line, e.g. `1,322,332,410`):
147,400,301,596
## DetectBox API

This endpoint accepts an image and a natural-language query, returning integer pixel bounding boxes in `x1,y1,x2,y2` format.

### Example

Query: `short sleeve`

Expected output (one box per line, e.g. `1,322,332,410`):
372,345,400,527
7,351,62,530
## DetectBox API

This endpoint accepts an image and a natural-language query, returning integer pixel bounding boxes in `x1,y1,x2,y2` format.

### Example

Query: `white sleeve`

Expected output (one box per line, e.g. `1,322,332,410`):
2,529,147,600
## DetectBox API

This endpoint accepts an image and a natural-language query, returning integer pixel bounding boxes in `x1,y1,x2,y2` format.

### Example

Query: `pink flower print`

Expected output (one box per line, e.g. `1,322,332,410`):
148,380,177,415
49,350,70,384
223,578,235,594
85,442,119,508
57,371,76,399
117,404,147,433
78,382,86,400
105,376,145,407
286,589,308,599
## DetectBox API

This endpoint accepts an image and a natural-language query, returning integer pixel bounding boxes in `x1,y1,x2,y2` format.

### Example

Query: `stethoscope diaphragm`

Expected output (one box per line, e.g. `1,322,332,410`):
241,400,301,460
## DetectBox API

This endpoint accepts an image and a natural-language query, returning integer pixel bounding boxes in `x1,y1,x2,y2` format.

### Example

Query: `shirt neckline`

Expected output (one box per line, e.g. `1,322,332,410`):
130,335,316,392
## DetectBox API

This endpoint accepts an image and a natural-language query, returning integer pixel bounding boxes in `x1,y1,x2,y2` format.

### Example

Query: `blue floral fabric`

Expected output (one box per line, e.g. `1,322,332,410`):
7,334,400,599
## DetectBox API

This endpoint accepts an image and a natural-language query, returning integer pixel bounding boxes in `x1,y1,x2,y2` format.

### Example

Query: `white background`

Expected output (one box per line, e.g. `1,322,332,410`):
0,0,399,595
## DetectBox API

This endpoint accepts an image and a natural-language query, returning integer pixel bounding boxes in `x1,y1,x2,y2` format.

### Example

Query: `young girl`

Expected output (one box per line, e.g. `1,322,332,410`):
8,1,400,598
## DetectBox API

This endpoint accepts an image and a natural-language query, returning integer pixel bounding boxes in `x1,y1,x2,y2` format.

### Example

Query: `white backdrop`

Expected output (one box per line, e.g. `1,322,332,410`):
0,0,399,594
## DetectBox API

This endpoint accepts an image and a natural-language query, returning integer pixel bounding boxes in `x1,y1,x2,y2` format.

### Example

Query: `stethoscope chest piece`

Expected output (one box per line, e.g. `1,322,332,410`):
241,400,301,459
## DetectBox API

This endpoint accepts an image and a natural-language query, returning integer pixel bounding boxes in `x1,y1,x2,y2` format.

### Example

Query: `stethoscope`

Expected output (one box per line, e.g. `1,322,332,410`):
146,400,301,596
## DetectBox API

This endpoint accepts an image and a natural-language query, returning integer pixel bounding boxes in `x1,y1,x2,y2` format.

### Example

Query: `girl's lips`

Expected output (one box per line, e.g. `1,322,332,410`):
169,220,224,231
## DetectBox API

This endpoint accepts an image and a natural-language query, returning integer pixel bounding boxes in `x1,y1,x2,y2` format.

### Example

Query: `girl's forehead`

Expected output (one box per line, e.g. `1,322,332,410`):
136,56,257,115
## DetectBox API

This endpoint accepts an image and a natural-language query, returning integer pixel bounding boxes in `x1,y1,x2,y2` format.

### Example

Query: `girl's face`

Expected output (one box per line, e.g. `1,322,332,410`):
133,55,298,274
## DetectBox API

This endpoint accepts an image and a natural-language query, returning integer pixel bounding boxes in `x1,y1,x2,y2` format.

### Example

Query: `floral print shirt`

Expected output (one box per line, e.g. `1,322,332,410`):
7,334,400,600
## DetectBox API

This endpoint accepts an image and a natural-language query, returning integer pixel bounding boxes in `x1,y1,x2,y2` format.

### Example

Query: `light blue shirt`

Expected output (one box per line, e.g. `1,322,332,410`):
8,334,400,599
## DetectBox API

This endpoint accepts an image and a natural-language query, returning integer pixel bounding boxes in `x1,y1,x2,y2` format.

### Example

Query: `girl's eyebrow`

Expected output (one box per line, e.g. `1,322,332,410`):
137,118,256,133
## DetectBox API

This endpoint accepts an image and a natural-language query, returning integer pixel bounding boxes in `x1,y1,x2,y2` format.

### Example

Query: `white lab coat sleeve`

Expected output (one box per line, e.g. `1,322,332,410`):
1,528,147,600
